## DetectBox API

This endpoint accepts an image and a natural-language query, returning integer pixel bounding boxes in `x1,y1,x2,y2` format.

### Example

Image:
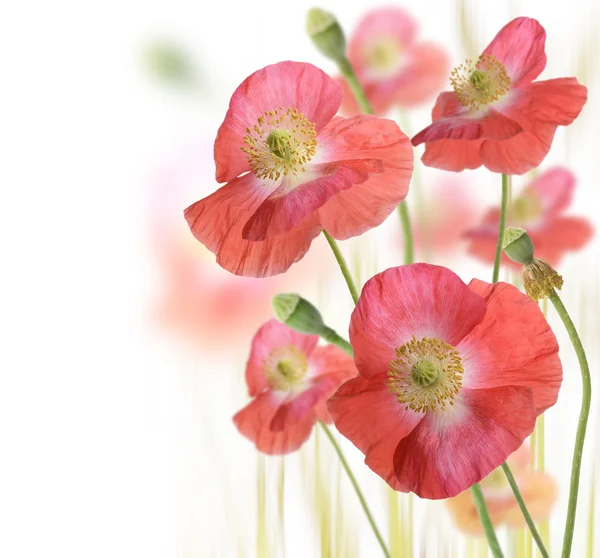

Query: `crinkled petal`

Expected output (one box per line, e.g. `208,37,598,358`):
392,386,537,499
350,264,486,379
245,319,319,397
316,115,413,239
459,280,561,415
421,138,484,171
184,174,322,277
483,17,547,87
327,374,422,490
214,61,343,183
233,391,316,455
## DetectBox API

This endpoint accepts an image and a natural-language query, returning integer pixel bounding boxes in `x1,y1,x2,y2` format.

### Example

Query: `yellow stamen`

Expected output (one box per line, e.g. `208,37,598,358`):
388,336,464,413
451,53,511,110
264,345,308,391
241,107,317,182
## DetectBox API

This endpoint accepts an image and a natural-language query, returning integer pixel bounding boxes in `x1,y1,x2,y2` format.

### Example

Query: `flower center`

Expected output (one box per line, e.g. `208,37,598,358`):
509,191,543,224
388,336,464,413
264,345,308,391
365,37,403,77
241,107,317,182
450,54,511,110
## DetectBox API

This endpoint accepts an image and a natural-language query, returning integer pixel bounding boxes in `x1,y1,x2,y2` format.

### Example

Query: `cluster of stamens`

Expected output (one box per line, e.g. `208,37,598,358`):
263,345,308,391
241,107,317,182
388,336,464,413
450,53,511,110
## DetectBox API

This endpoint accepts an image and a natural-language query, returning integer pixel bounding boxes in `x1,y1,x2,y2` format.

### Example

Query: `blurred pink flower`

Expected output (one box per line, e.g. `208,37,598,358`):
412,175,483,258
338,7,449,116
465,167,594,269
446,443,557,534
148,139,330,349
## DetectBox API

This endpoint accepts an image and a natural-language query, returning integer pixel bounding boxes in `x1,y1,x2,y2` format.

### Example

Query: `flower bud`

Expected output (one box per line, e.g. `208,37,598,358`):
522,259,564,301
272,293,326,335
503,227,535,265
306,8,347,63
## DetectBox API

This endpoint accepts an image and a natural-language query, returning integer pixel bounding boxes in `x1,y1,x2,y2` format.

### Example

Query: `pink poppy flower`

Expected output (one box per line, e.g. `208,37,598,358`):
447,444,557,534
412,17,587,175
465,167,594,269
338,7,449,116
184,61,413,277
233,319,358,454
327,264,561,499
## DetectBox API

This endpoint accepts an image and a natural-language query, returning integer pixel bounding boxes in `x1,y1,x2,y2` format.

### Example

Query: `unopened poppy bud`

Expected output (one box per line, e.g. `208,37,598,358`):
272,293,326,335
503,227,535,265
306,8,346,63
522,259,564,301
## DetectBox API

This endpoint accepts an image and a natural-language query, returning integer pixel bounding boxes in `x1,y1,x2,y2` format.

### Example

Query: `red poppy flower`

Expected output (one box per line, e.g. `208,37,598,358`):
338,7,449,116
233,319,357,455
465,167,594,269
327,264,561,499
184,61,413,277
411,17,587,174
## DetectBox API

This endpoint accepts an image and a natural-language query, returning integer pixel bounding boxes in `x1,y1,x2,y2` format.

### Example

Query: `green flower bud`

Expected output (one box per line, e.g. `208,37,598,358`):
272,293,326,335
503,227,535,265
145,41,197,87
306,8,346,63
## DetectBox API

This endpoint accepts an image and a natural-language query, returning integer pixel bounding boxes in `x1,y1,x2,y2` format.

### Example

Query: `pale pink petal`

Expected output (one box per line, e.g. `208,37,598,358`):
483,17,547,87
528,167,575,218
393,386,537,498
459,280,561,415
350,264,487,379
214,62,343,183
244,319,318,397
533,217,594,265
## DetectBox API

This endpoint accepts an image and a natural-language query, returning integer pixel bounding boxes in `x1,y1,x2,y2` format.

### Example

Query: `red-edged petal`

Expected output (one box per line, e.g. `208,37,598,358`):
245,319,319,397
233,391,316,455
184,174,322,277
421,138,484,171
350,264,487,379
348,8,418,75
393,386,537,499
316,115,413,239
242,161,377,241
459,280,561,415
214,62,343,183
482,17,547,87
528,167,575,218
412,108,522,143
327,374,422,490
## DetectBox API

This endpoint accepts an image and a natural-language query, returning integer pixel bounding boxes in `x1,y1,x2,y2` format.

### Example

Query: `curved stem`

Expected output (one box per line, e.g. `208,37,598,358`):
397,201,414,265
320,326,353,357
323,230,359,305
492,174,510,283
501,462,549,558
320,422,391,558
337,57,373,114
548,290,592,558
471,483,505,558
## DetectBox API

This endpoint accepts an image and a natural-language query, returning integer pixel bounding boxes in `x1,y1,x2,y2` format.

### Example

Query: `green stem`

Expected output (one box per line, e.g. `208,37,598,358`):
323,230,359,305
500,462,549,558
320,326,353,357
320,422,391,558
337,58,414,265
397,201,414,265
548,290,592,558
492,174,510,283
471,483,505,558
337,57,373,114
